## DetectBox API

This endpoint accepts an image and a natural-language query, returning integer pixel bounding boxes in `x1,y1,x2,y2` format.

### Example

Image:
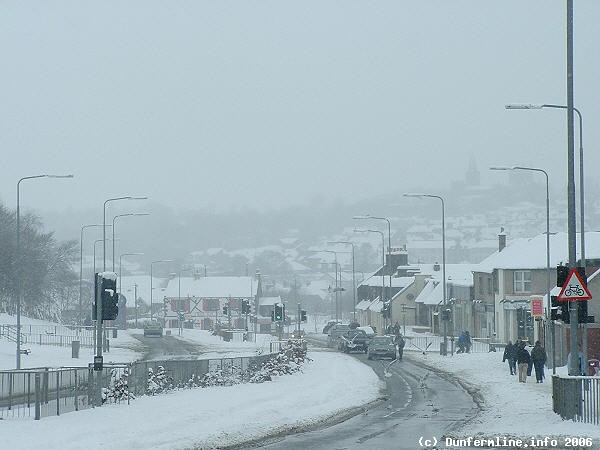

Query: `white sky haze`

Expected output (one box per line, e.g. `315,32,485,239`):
1,1,599,212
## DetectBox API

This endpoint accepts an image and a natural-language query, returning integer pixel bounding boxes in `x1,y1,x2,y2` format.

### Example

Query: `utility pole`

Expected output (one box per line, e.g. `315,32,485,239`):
566,0,579,376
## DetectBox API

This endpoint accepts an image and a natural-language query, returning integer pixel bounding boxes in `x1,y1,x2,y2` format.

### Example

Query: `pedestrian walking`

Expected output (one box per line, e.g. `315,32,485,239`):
516,340,531,383
396,334,405,360
503,340,517,375
457,331,466,353
464,331,472,353
531,341,547,383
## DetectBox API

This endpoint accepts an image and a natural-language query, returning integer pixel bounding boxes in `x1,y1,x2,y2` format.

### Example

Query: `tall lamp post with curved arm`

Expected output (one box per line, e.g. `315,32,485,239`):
80,224,109,325
506,103,586,373
354,229,387,328
119,253,144,295
16,174,73,369
328,241,356,321
491,165,554,374
103,196,147,272
312,250,339,321
403,193,447,356
353,215,392,305
112,213,150,272
150,259,174,321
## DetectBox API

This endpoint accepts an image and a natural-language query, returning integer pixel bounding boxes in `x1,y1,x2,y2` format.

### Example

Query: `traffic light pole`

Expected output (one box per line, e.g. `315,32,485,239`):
95,273,103,406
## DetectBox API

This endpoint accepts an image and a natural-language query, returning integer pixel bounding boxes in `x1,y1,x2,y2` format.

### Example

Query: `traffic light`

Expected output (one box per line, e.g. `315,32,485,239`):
101,274,118,321
274,303,284,321
242,299,251,314
223,305,228,315
163,298,169,316
441,308,451,322
382,302,391,319
556,265,569,288
300,310,307,322
555,266,591,324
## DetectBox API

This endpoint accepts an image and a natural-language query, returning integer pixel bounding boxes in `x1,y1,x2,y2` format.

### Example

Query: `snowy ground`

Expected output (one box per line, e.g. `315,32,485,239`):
3,350,383,450
3,315,600,449
410,348,600,444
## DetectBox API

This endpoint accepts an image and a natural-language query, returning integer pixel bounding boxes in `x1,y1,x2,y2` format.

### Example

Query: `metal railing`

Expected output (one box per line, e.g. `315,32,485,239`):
0,324,27,344
405,335,494,353
1,324,97,348
0,353,276,420
553,375,600,424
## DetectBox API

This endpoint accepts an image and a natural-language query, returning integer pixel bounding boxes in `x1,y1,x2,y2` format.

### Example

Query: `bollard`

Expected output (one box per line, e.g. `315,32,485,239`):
72,340,80,358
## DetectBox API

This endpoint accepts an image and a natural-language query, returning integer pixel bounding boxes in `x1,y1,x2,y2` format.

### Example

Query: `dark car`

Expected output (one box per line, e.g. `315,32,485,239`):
367,335,396,360
322,320,340,334
143,320,163,337
338,329,370,353
327,324,350,347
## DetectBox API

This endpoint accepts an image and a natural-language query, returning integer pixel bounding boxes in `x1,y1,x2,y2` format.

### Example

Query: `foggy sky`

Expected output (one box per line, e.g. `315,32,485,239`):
1,1,598,214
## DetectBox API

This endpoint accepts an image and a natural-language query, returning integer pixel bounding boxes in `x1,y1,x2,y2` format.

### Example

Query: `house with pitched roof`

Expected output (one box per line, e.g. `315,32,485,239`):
161,275,260,330
472,231,600,350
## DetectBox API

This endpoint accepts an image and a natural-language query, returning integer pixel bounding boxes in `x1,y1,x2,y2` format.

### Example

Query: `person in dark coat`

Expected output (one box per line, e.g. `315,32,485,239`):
503,341,517,375
531,341,547,383
464,331,472,353
516,341,531,383
457,331,466,353
396,334,406,360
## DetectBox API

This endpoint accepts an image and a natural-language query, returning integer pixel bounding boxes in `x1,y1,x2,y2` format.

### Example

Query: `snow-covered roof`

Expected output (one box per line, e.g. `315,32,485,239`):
475,231,600,273
360,276,414,289
415,263,475,287
414,278,438,305
163,276,258,299
258,296,281,306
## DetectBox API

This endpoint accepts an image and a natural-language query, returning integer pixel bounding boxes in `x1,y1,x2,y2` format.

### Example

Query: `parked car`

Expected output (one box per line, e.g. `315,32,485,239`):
338,329,370,353
367,335,397,360
327,323,350,347
143,320,163,337
322,320,340,334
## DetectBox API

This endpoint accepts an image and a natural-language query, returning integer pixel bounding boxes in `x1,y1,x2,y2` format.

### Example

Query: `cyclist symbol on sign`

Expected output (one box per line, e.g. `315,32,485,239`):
564,284,585,297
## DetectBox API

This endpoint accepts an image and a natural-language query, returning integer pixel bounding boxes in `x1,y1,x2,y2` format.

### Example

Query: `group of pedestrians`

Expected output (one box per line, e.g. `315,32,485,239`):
503,339,547,383
456,330,472,353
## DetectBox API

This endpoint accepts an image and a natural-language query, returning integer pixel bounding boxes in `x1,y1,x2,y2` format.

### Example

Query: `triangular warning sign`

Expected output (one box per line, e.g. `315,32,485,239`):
557,268,592,301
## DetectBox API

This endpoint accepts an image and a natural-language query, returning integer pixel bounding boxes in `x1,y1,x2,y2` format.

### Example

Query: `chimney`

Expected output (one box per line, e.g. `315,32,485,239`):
498,227,506,252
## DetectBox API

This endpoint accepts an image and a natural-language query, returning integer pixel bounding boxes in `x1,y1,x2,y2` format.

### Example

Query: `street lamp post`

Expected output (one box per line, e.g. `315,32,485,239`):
403,193,447,355
506,102,584,373
80,224,107,325
354,229,387,328
16,174,73,369
328,241,356,321
491,166,554,374
150,260,174,321
312,250,339,320
119,252,144,295
112,213,150,272
178,268,193,335
354,215,393,306
103,196,147,272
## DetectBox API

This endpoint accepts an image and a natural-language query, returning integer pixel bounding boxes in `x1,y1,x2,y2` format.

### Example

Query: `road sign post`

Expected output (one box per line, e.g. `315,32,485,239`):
557,268,592,302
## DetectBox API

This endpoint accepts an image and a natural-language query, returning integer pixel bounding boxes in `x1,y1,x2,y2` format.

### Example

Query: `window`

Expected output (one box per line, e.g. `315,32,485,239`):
513,271,532,293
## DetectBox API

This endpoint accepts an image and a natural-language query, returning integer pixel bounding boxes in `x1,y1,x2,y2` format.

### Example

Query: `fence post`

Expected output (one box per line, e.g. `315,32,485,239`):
8,372,13,411
74,369,79,411
34,372,41,420
56,371,60,416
